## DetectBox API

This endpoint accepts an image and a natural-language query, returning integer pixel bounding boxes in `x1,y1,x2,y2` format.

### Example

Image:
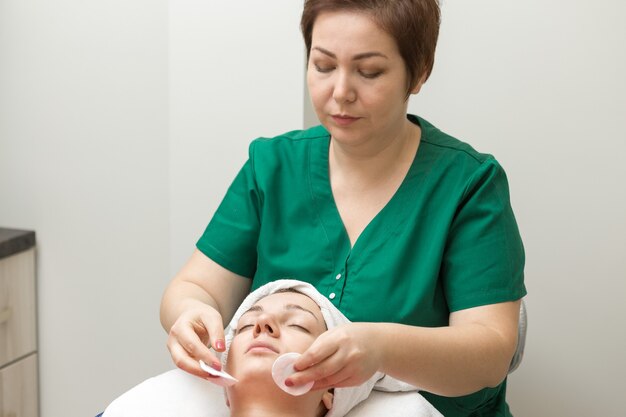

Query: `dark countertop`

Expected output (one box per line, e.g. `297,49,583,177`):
0,228,36,259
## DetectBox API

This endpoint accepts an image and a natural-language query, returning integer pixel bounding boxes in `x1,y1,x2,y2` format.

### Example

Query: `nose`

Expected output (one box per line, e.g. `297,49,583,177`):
332,70,356,104
253,313,280,338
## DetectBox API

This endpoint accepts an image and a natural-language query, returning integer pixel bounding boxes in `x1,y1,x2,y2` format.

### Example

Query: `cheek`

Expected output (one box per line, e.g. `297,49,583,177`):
363,84,407,116
372,81,401,102
307,80,324,105
307,71,333,99
225,339,245,372
306,67,316,91
287,334,319,353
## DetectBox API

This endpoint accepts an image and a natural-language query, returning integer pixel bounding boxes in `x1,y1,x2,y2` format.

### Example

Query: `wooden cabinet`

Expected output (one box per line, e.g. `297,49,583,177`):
0,229,38,417
0,354,38,417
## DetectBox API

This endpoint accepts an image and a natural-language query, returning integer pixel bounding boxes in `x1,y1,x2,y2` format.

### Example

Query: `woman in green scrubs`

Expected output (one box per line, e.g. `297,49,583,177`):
160,1,526,416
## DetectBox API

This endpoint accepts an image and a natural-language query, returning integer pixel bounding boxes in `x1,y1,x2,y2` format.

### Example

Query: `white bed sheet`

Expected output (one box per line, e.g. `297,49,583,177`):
103,369,443,417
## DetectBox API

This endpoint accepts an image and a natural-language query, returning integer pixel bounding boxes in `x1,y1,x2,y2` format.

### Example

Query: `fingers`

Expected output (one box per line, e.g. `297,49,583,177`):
167,340,215,378
287,324,380,389
308,366,352,391
288,357,345,390
167,306,226,378
312,371,354,390
294,332,339,371
199,314,226,352
288,335,342,387
290,355,373,390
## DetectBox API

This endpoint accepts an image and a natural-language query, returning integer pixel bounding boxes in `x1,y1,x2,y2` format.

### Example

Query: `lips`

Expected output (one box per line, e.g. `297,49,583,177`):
331,114,360,126
246,341,279,354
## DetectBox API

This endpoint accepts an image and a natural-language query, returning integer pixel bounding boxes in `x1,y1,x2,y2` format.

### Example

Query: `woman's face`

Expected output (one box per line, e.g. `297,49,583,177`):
226,291,326,380
307,11,419,147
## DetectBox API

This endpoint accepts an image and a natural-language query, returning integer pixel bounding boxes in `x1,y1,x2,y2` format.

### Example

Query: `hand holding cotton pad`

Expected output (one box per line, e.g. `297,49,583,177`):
199,360,238,387
272,352,314,396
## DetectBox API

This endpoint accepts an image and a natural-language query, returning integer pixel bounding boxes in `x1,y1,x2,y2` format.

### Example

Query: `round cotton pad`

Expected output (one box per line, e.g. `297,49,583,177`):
271,352,314,396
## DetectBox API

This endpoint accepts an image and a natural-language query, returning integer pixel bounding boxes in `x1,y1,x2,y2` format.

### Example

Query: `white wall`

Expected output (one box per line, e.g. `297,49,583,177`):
406,1,626,416
1,1,625,417
169,1,305,275
0,1,304,417
0,1,171,416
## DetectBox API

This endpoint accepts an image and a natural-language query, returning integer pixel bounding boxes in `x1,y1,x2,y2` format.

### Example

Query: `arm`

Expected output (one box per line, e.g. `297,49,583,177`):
160,249,251,377
377,300,520,396
379,158,523,395
290,299,520,397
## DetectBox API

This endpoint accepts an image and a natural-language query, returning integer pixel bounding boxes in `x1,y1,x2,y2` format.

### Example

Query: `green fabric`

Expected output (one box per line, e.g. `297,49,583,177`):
197,114,526,417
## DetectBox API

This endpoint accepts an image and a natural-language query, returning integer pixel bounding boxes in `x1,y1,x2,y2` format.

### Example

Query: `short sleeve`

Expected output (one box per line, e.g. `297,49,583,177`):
196,143,261,278
442,158,526,312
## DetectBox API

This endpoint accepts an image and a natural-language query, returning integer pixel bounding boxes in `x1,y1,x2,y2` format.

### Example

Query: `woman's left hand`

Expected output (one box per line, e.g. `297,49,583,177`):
288,322,384,390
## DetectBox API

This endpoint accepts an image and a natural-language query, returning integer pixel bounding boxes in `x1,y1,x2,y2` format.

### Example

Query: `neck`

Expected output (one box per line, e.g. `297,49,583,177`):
329,118,420,186
230,404,316,417
227,378,323,417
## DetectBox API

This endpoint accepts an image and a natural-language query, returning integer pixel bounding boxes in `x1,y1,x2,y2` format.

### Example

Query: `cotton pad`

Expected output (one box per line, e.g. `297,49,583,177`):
199,360,238,387
271,352,314,396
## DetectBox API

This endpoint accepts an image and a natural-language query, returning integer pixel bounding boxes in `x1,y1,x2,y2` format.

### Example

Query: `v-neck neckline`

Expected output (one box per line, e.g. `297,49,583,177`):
308,115,428,255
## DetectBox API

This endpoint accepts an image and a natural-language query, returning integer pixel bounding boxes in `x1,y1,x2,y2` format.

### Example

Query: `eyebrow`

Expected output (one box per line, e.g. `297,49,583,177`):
312,46,388,61
240,304,320,323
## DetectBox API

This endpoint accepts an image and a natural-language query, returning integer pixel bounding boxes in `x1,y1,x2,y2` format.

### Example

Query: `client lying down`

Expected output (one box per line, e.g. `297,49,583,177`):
103,280,443,417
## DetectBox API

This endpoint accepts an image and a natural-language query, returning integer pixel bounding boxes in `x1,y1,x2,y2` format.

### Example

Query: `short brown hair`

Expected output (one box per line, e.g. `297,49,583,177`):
301,0,441,94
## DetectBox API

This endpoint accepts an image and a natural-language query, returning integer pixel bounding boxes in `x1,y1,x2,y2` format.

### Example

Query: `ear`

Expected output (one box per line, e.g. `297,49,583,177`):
410,72,429,95
322,390,334,410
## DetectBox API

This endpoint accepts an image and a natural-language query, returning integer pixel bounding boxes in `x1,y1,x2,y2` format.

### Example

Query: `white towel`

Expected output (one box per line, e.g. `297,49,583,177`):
222,279,419,417
102,369,443,417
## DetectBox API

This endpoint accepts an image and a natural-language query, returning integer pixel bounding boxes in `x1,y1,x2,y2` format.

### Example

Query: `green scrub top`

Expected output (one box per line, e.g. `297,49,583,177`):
197,114,526,417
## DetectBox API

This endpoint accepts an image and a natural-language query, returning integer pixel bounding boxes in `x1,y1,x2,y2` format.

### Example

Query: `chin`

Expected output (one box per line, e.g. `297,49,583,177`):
324,121,354,135
231,362,274,384
226,371,285,402
329,129,372,147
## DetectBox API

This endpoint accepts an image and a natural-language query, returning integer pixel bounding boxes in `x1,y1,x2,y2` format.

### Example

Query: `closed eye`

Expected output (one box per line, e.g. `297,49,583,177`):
314,64,334,73
289,324,311,333
236,324,253,334
359,70,383,79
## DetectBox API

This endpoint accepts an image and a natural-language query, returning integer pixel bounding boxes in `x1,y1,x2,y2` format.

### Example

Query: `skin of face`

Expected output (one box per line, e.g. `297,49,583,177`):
224,292,332,417
226,291,327,379
307,11,424,151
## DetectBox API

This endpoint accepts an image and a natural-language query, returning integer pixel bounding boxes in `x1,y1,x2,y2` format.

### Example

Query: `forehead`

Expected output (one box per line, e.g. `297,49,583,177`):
311,10,399,56
251,292,324,322
256,291,320,311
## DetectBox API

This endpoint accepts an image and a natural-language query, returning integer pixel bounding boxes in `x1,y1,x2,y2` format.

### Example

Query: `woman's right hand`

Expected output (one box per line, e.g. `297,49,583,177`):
161,250,252,378
166,298,226,378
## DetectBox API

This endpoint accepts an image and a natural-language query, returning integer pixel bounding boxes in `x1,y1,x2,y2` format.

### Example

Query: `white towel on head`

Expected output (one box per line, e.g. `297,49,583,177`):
222,279,419,417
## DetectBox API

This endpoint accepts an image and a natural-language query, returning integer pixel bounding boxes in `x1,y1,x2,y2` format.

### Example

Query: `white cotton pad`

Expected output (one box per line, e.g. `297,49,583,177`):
271,352,314,396
199,360,238,387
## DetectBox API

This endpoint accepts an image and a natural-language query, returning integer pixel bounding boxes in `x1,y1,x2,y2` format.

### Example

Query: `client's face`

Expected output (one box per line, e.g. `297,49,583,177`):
226,291,326,380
